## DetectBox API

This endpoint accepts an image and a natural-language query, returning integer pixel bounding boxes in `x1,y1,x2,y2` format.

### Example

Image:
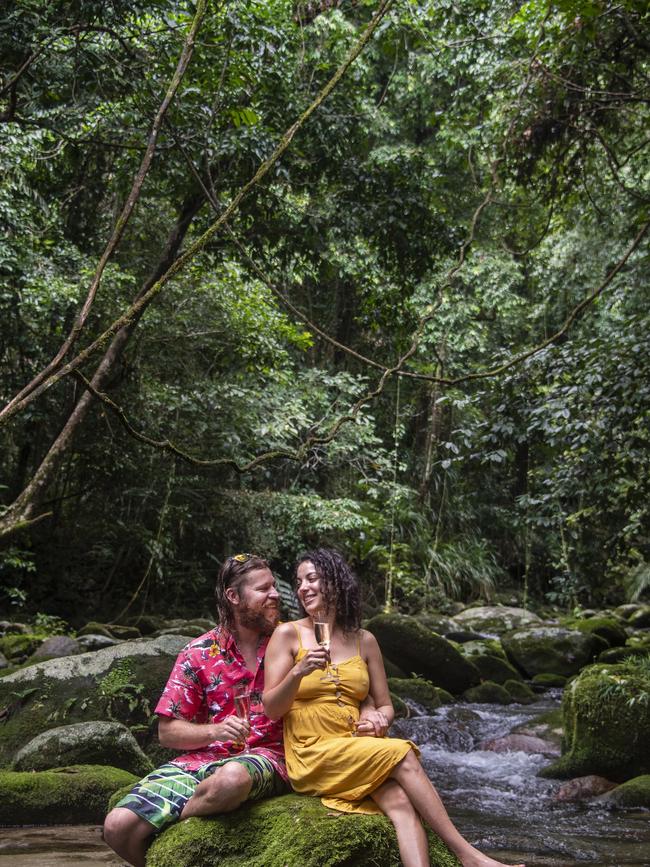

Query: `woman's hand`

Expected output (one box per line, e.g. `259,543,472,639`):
209,715,250,744
294,647,329,677
355,708,389,737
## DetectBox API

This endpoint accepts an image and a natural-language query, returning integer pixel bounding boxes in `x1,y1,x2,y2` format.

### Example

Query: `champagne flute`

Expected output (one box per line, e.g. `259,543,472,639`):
313,615,336,683
233,683,251,752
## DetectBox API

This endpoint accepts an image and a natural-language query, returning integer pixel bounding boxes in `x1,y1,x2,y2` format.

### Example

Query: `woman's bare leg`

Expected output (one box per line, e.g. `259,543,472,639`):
390,751,525,867
370,780,430,867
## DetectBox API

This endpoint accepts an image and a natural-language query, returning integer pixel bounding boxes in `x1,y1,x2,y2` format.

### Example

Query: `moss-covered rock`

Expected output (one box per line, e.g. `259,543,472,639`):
0,764,137,824
145,794,461,867
366,614,480,695
502,626,603,678
601,775,650,808
596,646,648,664
471,654,522,685
434,687,455,704
382,656,407,678
573,617,628,648
414,612,457,636
457,638,506,660
462,681,513,704
12,720,153,776
0,633,43,663
77,621,115,638
531,673,568,687
628,607,650,629
503,679,536,704
513,707,564,747
387,677,441,714
0,635,192,767
540,658,650,782
451,606,542,635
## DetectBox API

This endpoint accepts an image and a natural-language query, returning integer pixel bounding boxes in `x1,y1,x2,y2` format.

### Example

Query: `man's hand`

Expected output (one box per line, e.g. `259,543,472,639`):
355,708,389,738
209,715,250,744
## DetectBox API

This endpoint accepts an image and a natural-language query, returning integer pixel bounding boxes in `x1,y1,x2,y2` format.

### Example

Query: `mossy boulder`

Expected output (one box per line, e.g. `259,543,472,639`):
77,621,115,638
0,633,43,663
601,775,650,808
146,794,461,867
503,679,536,704
414,612,457,636
382,657,407,678
540,659,650,782
471,654,522,685
12,720,153,776
462,681,513,704
451,606,542,635
0,764,137,824
502,626,603,678
387,677,441,714
628,607,650,629
366,614,480,695
573,617,628,648
0,634,192,767
596,646,648,664
513,707,564,748
457,638,506,660
531,673,568,687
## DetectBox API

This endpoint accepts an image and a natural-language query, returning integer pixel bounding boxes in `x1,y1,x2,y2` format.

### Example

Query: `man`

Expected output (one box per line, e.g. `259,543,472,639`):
103,554,288,867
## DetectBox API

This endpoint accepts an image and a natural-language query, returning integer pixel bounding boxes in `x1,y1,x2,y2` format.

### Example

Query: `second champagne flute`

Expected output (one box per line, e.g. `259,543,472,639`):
232,683,251,752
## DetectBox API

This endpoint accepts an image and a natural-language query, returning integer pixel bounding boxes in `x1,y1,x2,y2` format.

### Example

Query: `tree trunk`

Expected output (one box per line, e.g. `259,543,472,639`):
0,192,205,540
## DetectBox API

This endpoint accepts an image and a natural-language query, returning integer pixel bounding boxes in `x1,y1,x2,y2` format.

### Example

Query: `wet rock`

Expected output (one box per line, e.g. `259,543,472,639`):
0,634,192,767
145,793,461,867
12,721,153,776
457,638,507,659
573,617,628,648
366,614,480,695
444,631,487,643
599,774,650,808
382,656,407,678
614,603,643,621
451,606,542,635
0,633,43,663
109,625,142,640
388,677,442,714
628,606,650,628
414,612,457,636
30,635,82,660
596,646,647,664
540,659,650,782
77,621,114,638
501,626,603,678
0,764,137,824
0,621,30,635
531,672,568,688
77,633,118,650
471,654,522,685
462,681,513,704
554,775,617,801
479,734,560,757
512,708,564,747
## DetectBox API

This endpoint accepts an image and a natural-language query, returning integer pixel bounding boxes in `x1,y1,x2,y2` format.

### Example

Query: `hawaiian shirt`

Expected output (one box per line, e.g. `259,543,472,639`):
155,626,287,779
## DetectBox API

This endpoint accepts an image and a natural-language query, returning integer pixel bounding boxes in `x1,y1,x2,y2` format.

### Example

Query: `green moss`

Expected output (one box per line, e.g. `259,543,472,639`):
604,775,650,808
0,764,137,824
387,677,441,713
382,657,406,678
540,659,650,782
471,654,522,685
366,614,479,695
462,681,513,704
434,687,455,704
0,634,42,661
502,626,604,678
77,622,114,638
531,673,568,687
389,691,408,719
146,794,461,867
503,679,536,704
573,617,628,648
597,646,648,664
458,639,507,660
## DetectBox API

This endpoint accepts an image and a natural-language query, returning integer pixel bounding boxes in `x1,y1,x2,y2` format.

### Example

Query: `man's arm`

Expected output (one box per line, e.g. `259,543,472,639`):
158,715,249,749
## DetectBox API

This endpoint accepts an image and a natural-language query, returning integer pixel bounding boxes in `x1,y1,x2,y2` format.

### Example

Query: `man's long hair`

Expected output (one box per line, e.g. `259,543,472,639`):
215,555,270,631
294,548,361,633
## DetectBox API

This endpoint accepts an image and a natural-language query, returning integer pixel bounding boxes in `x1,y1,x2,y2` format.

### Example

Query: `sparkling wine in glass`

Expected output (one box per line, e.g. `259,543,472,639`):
314,618,335,682
233,685,251,751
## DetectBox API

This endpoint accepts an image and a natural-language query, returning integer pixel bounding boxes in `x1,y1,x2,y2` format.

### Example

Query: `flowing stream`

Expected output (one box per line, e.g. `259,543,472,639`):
1,692,648,865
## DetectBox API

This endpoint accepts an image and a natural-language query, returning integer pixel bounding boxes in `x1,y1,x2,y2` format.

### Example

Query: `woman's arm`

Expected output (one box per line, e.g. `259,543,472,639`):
262,621,328,720
361,630,395,727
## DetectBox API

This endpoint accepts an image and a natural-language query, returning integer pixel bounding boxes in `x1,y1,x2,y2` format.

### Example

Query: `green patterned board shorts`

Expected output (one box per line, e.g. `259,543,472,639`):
115,755,288,831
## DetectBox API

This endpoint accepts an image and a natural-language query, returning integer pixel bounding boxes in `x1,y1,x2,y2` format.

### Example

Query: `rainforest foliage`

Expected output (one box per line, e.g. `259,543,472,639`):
1,0,648,622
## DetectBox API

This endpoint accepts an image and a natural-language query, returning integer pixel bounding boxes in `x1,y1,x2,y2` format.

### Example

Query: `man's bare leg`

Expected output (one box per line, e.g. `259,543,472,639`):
180,762,252,818
103,807,155,867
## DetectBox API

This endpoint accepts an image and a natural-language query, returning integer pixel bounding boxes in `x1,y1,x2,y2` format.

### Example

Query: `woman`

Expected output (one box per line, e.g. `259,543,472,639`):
263,548,524,867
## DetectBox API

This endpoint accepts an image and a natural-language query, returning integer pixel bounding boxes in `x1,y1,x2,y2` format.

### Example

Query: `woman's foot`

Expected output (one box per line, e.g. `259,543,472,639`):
461,850,525,867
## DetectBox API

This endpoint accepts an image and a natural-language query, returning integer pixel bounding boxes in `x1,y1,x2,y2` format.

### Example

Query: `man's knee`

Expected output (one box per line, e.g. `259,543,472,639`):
208,762,253,802
104,806,153,846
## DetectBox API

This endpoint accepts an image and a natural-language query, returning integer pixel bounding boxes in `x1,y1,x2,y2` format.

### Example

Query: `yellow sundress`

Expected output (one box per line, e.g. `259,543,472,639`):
283,624,418,814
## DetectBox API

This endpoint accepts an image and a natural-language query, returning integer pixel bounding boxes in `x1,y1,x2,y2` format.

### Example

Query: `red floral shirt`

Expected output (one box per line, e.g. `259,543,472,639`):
155,627,287,779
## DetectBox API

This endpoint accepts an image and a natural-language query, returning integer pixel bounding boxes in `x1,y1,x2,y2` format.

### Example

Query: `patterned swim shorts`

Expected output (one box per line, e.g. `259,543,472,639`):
115,754,288,831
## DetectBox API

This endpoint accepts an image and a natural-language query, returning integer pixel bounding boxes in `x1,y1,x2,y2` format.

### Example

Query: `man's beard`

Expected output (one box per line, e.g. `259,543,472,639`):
237,602,280,635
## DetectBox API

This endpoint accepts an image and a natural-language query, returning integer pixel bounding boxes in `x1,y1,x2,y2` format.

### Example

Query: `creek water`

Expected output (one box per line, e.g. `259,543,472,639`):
1,692,648,866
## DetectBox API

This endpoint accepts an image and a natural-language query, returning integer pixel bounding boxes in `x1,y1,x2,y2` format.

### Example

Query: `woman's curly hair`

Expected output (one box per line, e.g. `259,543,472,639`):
294,548,361,633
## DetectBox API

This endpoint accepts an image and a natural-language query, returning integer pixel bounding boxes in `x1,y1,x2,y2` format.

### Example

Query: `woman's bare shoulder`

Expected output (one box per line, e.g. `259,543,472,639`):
359,628,380,653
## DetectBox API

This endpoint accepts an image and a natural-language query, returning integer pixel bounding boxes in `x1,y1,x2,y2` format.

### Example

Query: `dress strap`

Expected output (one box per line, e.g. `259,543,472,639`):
356,631,361,656
290,621,303,650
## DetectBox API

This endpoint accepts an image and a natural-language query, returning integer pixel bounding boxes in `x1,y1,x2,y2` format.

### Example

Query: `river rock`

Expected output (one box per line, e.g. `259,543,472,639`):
540,660,650,782
614,604,643,621
145,793,461,867
30,635,82,660
503,679,536,704
0,634,193,767
471,654,522,685
0,621,30,635
366,614,480,695
573,617,628,648
479,734,559,757
457,638,507,659
387,677,441,714
0,632,43,663
531,672,568,687
77,621,114,638
512,708,564,747
462,681,513,704
627,606,650,628
77,633,118,650
0,651,8,670
596,646,648,664
0,765,137,824
12,721,153,776
501,626,603,677
451,606,542,635
554,775,617,801
415,612,457,636
599,775,650,808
